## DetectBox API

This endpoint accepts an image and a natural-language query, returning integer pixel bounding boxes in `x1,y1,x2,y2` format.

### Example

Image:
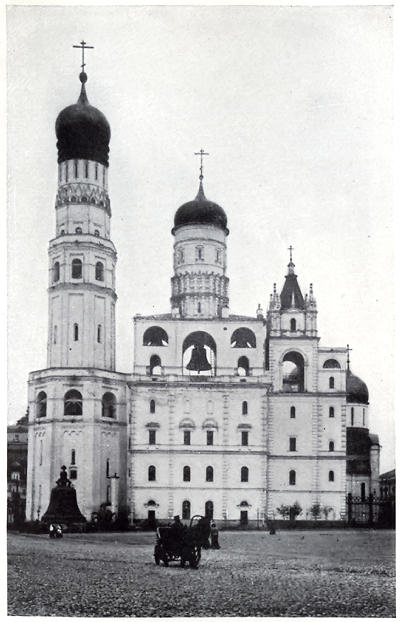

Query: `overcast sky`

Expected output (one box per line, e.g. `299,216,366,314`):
7,5,394,471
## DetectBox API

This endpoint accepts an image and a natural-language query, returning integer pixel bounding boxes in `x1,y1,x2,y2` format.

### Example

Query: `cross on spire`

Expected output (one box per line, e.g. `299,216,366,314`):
73,40,94,73
288,245,294,263
194,149,209,181
346,344,353,370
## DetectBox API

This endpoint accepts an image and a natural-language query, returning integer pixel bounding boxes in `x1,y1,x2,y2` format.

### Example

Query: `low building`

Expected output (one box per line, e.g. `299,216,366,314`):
7,415,28,525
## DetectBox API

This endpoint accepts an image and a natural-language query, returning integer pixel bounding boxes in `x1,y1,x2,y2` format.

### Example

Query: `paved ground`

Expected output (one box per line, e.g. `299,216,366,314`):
8,529,395,617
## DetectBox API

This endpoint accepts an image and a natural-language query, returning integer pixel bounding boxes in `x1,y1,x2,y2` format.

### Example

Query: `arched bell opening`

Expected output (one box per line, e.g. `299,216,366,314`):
282,351,305,393
182,331,216,376
149,354,162,376
237,356,250,376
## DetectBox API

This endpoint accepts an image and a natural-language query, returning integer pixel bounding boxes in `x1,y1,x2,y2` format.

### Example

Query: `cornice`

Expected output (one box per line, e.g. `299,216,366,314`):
48,281,118,301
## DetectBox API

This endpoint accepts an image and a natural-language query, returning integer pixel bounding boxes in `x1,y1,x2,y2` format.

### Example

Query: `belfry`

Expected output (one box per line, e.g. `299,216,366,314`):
26,46,380,527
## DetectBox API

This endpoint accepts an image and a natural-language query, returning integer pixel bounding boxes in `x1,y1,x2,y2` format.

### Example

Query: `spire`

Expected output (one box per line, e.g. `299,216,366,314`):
195,180,207,201
280,249,305,311
346,344,352,370
73,40,93,104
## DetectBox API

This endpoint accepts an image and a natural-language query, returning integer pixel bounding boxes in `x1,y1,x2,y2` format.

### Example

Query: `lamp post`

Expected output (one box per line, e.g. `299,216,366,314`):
106,472,120,516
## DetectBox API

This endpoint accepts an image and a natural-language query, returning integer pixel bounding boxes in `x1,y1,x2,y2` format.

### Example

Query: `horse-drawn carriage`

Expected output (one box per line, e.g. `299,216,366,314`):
154,515,210,568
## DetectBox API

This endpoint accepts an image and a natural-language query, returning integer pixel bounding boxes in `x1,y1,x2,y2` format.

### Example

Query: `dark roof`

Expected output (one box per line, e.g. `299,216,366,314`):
280,264,305,310
55,73,110,166
173,182,228,233
346,369,369,404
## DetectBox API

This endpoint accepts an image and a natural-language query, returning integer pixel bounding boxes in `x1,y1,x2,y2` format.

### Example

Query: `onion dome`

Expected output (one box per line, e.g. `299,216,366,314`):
55,72,110,166
346,369,369,404
280,260,305,310
173,181,228,233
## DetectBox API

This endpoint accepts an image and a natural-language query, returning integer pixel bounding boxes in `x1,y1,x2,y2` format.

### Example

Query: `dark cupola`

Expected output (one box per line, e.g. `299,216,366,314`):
280,258,305,310
173,181,228,234
55,71,110,166
346,369,369,405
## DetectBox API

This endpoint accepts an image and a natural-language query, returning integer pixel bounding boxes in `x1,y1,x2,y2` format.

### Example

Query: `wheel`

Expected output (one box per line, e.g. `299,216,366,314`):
189,545,201,569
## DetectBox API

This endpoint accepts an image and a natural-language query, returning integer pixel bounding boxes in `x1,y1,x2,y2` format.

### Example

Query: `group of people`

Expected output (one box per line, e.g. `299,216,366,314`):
169,515,220,549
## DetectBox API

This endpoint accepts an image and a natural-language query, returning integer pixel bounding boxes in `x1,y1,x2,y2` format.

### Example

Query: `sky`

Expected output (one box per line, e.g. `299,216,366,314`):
7,5,394,471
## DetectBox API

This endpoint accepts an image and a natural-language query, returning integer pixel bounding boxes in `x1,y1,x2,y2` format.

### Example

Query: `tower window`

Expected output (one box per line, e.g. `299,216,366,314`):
329,470,335,482
103,168,106,186
97,324,102,343
329,441,334,452
351,407,354,426
329,376,335,389
216,249,222,263
242,401,248,415
289,470,296,485
102,392,116,418
290,406,296,419
84,161,89,178
95,262,104,281
206,466,214,482
329,406,334,418
60,229,65,236
198,302,201,313
58,166,61,183
241,431,249,446
75,227,82,234
106,458,110,477
149,354,162,376
290,318,296,332
39,440,43,465
148,465,156,481
65,162,68,182
182,500,191,520
94,229,100,237
241,466,249,482
363,408,365,426
64,390,82,417
206,430,214,445
53,325,58,344
150,399,155,414
95,163,98,180
74,160,78,178
36,391,47,418
183,430,191,445
183,466,191,482
196,246,204,261
238,356,250,377
71,258,82,279
289,437,296,451
53,261,60,282
149,430,156,445
71,449,76,466
73,323,79,341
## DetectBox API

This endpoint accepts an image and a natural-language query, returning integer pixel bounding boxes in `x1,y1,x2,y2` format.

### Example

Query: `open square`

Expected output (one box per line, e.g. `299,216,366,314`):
8,529,395,617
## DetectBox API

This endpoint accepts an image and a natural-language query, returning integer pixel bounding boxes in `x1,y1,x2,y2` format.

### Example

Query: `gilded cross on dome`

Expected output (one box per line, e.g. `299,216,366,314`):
288,245,294,263
73,40,94,73
194,149,210,181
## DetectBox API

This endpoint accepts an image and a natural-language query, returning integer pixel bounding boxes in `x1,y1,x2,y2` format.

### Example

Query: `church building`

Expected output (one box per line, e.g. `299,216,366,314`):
25,54,380,526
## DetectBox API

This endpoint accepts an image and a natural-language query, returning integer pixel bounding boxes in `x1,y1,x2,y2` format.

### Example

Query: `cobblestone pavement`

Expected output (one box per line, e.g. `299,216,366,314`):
8,529,395,617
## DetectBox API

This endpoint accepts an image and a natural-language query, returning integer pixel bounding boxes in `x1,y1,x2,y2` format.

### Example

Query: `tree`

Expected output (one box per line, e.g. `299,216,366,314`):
276,504,290,520
322,505,333,520
310,503,321,520
289,501,302,520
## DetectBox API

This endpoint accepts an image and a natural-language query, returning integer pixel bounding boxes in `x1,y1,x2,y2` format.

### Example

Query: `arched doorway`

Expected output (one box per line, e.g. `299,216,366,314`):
282,351,305,392
182,331,216,376
205,500,214,519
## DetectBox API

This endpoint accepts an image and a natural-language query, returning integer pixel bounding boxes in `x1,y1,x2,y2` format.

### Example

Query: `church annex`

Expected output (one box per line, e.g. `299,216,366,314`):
26,51,380,526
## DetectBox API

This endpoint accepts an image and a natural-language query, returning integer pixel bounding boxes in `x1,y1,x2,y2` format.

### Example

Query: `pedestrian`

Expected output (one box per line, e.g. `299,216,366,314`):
210,521,220,549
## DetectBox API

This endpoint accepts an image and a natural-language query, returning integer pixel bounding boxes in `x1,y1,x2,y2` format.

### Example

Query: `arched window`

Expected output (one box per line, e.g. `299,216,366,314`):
150,399,155,414
143,326,169,346
74,160,78,178
329,441,334,452
289,470,296,485
183,466,191,482
290,318,296,332
95,261,104,281
182,500,191,520
53,325,58,344
94,229,100,236
329,470,335,482
206,466,214,482
282,351,305,393
106,458,110,477
237,356,250,376
95,163,98,180
323,359,341,369
84,161,89,178
75,226,82,234
53,261,60,282
231,327,256,348
73,323,79,341
64,390,82,417
351,407,354,426
71,258,82,279
182,331,216,377
97,324,102,343
241,466,249,482
102,392,116,418
60,229,65,236
198,302,201,313
329,376,335,389
149,355,162,375
329,406,334,418
148,465,156,481
242,401,248,415
71,449,76,466
36,391,47,418
290,406,296,419
205,500,213,519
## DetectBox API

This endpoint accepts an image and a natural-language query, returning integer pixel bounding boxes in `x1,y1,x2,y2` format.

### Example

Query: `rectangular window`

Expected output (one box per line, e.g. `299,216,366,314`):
149,430,156,445
84,161,89,178
97,324,102,343
95,163,98,180
74,160,78,178
65,162,68,182
71,449,76,465
206,430,214,446
289,437,296,452
69,468,77,480
183,430,191,445
241,431,249,446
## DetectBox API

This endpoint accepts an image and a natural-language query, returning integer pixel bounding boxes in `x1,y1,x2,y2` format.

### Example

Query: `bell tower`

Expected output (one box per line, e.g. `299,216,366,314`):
48,47,116,370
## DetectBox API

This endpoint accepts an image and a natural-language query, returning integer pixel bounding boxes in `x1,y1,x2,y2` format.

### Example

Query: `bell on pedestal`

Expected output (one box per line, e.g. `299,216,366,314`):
41,465,86,525
186,344,212,373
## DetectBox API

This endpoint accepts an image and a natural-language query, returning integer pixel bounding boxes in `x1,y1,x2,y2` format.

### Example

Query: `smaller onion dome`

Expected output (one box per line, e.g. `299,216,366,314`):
55,72,110,166
173,181,228,234
346,369,369,404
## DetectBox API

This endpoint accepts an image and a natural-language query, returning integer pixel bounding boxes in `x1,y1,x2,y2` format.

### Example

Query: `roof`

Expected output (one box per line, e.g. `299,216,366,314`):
280,262,305,310
173,182,228,233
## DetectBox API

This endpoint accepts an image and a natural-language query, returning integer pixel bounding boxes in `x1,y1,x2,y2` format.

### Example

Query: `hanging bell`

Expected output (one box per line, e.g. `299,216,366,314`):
186,344,212,373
